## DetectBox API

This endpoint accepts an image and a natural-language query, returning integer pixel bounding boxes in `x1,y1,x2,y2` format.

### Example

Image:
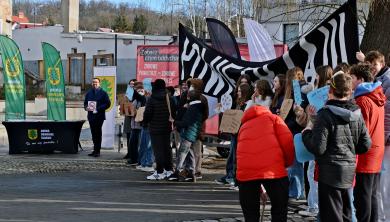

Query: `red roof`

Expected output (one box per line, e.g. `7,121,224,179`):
12,12,29,23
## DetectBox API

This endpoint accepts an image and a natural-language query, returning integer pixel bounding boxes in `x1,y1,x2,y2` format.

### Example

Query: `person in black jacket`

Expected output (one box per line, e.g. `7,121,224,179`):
143,79,176,180
168,90,204,182
84,77,111,157
302,72,371,222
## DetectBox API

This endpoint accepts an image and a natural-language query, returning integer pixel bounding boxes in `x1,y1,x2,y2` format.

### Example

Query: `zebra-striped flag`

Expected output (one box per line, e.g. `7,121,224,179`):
179,0,359,98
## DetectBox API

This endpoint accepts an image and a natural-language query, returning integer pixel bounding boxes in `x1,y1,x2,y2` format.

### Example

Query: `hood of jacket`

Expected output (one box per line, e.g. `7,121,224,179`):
325,100,361,122
376,66,389,78
354,82,386,107
241,105,270,124
151,89,166,101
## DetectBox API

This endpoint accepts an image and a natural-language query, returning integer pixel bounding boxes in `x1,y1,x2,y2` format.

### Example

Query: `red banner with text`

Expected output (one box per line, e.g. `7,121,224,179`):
136,45,179,86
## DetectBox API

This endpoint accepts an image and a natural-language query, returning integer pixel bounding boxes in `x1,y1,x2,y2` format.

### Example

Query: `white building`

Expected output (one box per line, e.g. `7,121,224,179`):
12,26,173,84
8,0,369,85
254,0,368,48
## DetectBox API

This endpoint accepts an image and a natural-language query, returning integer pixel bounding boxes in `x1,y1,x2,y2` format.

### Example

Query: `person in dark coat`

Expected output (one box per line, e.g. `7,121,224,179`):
168,90,204,182
84,77,111,157
302,72,371,221
143,79,176,180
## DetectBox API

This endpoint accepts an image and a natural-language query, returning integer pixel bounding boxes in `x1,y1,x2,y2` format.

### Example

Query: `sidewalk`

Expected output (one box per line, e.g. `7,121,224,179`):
0,114,317,221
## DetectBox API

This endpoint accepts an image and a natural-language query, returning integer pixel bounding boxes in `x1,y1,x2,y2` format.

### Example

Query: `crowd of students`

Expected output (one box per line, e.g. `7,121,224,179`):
233,50,390,222
120,50,390,222
122,78,208,182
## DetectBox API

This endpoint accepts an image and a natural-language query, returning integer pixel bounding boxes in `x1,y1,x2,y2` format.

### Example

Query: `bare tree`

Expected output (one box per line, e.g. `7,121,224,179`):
360,0,390,58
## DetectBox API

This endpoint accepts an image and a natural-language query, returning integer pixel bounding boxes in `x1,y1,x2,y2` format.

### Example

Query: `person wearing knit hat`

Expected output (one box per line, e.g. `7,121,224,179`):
143,79,176,180
180,78,209,180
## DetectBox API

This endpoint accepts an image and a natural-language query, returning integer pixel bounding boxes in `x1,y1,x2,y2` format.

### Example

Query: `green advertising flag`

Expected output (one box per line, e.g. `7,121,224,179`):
42,42,66,120
0,35,26,120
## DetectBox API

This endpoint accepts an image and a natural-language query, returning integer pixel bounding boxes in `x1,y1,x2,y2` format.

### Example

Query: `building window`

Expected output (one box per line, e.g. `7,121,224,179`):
283,23,299,49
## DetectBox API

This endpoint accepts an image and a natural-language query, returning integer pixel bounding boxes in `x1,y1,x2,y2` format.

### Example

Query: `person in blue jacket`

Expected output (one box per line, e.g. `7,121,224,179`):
84,77,111,157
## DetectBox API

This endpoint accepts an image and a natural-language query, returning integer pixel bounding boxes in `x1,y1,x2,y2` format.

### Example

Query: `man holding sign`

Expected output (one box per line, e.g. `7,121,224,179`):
84,78,111,157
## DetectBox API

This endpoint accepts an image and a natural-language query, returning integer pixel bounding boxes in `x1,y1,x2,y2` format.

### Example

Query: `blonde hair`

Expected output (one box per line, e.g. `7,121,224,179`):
284,67,305,99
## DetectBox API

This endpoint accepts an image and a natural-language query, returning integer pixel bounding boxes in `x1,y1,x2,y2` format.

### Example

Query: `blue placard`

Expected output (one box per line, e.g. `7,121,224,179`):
143,78,153,92
307,86,329,112
125,86,134,100
294,133,315,163
292,80,302,105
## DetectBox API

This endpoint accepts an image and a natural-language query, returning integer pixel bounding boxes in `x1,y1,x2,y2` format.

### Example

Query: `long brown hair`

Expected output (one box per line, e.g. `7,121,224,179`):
316,65,333,88
255,80,273,100
271,74,286,108
236,74,251,86
284,67,305,99
236,83,252,108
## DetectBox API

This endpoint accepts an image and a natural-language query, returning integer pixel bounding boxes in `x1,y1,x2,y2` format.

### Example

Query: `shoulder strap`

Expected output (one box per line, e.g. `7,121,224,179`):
166,93,173,120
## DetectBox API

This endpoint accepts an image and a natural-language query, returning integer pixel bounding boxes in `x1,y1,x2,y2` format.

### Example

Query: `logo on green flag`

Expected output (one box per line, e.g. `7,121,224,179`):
42,42,66,120
0,35,26,120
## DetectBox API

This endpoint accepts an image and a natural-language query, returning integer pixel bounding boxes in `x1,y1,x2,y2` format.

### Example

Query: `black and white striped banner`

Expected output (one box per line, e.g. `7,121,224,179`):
179,0,359,98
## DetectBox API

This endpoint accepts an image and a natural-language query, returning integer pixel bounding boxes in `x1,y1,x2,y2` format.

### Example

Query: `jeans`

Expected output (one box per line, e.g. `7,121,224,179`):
348,188,357,222
288,159,305,199
307,161,318,211
184,139,202,174
138,128,154,167
222,135,237,183
176,139,195,173
378,145,390,221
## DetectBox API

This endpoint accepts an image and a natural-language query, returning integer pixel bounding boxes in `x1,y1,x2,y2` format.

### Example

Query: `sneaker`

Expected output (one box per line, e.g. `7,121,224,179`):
165,170,174,178
225,178,235,186
167,171,180,181
146,171,165,180
135,165,143,170
215,178,228,185
184,173,196,182
195,172,202,179
140,166,155,172
229,185,239,191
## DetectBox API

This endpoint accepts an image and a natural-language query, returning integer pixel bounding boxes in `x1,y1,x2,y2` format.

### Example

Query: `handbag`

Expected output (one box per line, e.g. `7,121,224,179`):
134,107,145,122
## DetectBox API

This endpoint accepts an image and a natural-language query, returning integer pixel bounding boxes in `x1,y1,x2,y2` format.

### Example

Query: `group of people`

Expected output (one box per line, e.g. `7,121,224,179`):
119,78,209,182
229,50,390,222
83,50,390,222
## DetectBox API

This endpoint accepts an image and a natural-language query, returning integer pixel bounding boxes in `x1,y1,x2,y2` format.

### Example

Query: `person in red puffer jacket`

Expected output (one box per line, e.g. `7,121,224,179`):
351,63,386,222
237,105,294,222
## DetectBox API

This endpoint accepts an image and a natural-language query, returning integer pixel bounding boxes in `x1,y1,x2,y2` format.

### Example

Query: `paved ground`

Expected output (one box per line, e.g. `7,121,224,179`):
0,116,317,222
0,170,243,222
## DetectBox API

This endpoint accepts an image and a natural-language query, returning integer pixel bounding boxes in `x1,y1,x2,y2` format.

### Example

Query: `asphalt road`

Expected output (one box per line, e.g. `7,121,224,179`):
0,169,242,222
